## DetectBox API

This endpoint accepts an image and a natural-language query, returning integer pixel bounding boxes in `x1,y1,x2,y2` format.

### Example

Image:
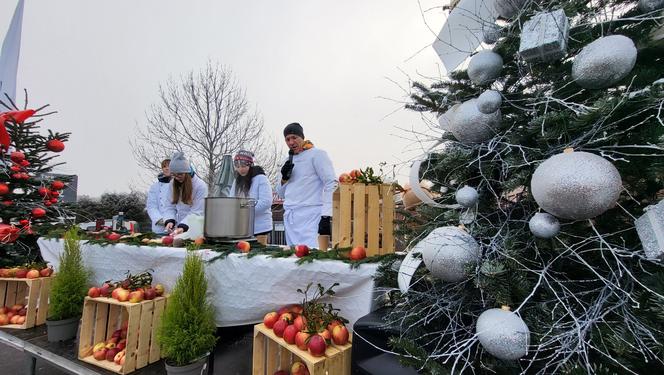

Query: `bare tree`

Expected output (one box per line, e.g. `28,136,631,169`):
131,61,282,190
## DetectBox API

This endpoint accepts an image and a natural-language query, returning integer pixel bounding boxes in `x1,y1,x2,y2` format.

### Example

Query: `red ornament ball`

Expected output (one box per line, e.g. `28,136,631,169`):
31,208,46,218
10,151,25,163
51,180,65,190
10,165,20,172
46,139,65,152
19,219,29,226
11,173,22,180
2,200,13,206
20,159,30,167
0,183,8,195
38,187,49,197
50,191,60,198
50,197,58,204
44,201,52,207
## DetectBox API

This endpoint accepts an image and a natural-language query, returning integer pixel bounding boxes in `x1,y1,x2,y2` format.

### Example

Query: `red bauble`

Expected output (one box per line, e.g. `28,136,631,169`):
0,183,8,195
10,151,25,163
44,201,52,206
19,159,30,167
19,219,29,226
38,187,49,197
10,165,20,172
46,139,65,152
21,173,30,180
11,173,22,180
50,191,60,198
2,200,12,206
0,224,19,244
50,197,58,204
31,208,46,218
51,180,65,190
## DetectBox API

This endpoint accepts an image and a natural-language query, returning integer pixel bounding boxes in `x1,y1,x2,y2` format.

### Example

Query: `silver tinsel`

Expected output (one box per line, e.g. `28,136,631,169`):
519,9,569,63
572,35,637,89
448,99,501,143
482,23,502,44
531,151,622,220
455,186,479,207
494,0,527,19
419,226,480,282
467,51,503,85
639,0,664,13
477,90,502,114
528,212,560,239
476,307,530,360
635,200,664,260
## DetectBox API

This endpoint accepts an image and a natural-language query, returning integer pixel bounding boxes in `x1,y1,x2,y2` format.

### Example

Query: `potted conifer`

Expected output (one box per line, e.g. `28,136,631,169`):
158,252,217,375
45,227,90,341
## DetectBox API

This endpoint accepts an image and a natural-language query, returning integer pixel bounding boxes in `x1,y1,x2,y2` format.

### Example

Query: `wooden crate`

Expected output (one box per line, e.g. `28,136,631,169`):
0,276,51,329
332,183,395,256
78,296,168,374
252,323,352,375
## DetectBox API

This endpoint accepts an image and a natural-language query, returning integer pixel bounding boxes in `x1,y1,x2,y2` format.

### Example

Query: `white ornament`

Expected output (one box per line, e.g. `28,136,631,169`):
467,51,503,85
531,150,622,220
437,104,460,130
572,35,637,89
528,212,560,239
419,226,481,282
455,186,479,207
476,307,530,360
448,99,501,143
477,90,502,114
494,0,527,19
639,0,664,13
519,9,569,63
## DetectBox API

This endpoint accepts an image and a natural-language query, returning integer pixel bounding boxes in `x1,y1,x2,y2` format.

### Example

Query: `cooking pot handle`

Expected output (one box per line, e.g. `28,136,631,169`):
240,199,257,208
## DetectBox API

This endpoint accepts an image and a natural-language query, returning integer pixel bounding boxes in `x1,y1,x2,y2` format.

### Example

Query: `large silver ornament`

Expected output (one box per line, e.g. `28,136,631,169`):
528,212,560,239
477,90,502,114
494,0,526,19
448,99,501,143
419,226,481,282
639,0,664,13
456,186,479,207
531,151,622,220
519,9,569,63
572,35,637,89
467,51,503,85
476,307,530,360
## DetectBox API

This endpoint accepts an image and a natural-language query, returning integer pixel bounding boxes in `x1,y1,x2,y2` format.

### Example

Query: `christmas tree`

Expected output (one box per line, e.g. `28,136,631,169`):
385,0,664,373
0,93,70,267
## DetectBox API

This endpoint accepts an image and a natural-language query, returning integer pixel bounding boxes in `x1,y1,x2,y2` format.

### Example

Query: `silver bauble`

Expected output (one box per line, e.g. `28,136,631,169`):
448,99,501,143
528,212,560,239
482,23,502,44
467,51,503,85
572,35,637,89
476,308,530,360
419,226,480,282
639,0,664,12
477,90,502,114
531,151,622,220
494,0,526,19
437,104,460,130
456,186,479,207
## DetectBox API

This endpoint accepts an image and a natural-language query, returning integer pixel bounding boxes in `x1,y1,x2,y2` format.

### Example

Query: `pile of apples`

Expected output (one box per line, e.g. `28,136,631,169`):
91,321,128,365
0,304,28,326
338,169,361,184
273,361,310,375
87,283,165,303
0,265,53,279
263,304,350,358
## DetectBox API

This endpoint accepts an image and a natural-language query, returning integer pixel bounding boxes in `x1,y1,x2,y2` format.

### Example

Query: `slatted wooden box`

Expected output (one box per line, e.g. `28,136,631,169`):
0,276,51,329
252,323,352,375
78,296,168,374
332,183,395,256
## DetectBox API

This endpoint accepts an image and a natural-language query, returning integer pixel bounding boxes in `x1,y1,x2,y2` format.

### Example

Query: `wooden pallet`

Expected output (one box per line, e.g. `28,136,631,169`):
78,296,168,374
0,276,51,329
332,183,395,256
252,323,352,375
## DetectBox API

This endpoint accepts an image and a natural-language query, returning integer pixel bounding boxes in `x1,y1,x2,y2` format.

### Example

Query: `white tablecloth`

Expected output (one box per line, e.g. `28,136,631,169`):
38,238,378,328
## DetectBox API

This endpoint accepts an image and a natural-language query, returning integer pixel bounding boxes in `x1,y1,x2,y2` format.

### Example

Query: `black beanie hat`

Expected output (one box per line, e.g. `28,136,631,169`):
283,122,304,139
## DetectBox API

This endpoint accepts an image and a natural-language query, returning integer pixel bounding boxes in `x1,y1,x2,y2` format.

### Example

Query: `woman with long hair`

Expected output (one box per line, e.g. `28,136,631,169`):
231,150,273,245
163,152,208,233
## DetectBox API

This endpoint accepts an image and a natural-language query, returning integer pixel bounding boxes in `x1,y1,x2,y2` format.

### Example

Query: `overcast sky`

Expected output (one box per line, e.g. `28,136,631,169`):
0,0,446,197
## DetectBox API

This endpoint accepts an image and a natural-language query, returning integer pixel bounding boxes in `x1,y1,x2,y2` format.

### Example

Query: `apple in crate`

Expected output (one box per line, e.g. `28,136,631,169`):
114,350,126,365
15,268,27,278
318,328,331,341
144,287,157,300
10,315,20,324
39,267,53,277
92,342,107,361
16,316,25,325
294,244,309,257
283,324,298,344
26,269,40,279
18,307,27,316
279,312,293,323
295,331,310,351
117,339,127,351
11,304,23,313
272,319,288,338
115,288,130,302
154,283,165,296
308,334,327,357
128,289,144,303
236,240,251,253
105,348,119,362
100,283,112,297
349,246,367,260
327,319,342,333
293,315,306,332
332,325,349,345
291,362,310,375
263,312,278,329
88,287,101,298
273,371,289,375
0,314,8,325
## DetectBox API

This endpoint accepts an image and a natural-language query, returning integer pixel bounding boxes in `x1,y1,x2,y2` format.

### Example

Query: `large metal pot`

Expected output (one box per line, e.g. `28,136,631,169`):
204,197,256,239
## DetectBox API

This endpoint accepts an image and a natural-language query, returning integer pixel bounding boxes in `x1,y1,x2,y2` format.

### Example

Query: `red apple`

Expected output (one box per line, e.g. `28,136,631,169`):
263,312,279,329
0,307,7,314
236,240,251,253
26,269,40,279
93,348,107,361
327,319,342,334
294,315,307,332
114,350,126,365
288,304,304,315
154,284,165,296
308,334,327,357
88,287,101,298
272,319,288,338
144,287,157,300
100,283,112,297
332,325,349,345
106,232,122,241
117,339,127,351
18,308,27,316
283,324,298,344
115,288,130,302
39,267,53,277
162,236,174,246
280,312,293,323
10,315,21,324
7,312,15,320
295,331,310,351
291,361,310,375
128,290,144,303
0,314,8,325
338,173,352,183
294,244,309,257
106,348,119,361
111,329,122,339
11,304,23,313
349,246,367,261
15,268,27,278
16,316,25,325
318,329,331,341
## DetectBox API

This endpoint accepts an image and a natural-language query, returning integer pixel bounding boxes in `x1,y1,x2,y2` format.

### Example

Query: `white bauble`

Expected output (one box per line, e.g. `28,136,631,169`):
455,186,479,207
531,151,622,220
437,104,460,130
528,212,560,239
572,35,637,89
476,307,530,360
467,51,503,85
477,90,502,114
419,226,480,282
448,99,500,143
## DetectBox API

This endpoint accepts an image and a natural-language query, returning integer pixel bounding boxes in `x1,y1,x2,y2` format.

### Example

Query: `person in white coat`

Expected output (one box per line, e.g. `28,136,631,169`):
230,150,273,245
146,158,171,233
164,152,208,233
276,123,337,249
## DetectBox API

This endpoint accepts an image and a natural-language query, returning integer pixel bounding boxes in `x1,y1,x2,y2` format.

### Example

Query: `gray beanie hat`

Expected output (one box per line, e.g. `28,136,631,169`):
169,152,191,174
